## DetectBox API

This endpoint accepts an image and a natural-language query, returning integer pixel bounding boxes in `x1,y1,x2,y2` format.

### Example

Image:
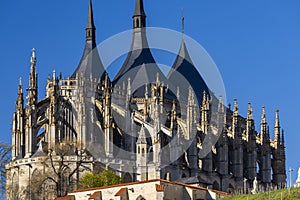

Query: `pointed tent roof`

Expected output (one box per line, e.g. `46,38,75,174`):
71,0,105,80
113,0,167,91
137,125,147,144
167,39,209,105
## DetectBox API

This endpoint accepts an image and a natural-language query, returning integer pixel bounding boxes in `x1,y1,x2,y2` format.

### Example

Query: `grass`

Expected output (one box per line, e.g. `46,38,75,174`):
223,187,300,200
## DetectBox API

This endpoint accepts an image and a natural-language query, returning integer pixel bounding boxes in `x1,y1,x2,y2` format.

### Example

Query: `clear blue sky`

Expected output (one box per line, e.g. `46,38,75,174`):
1,1,299,184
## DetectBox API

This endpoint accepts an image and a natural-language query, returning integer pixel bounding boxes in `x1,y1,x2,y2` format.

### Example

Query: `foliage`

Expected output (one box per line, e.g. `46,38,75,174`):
223,187,300,200
78,170,123,189
78,173,103,189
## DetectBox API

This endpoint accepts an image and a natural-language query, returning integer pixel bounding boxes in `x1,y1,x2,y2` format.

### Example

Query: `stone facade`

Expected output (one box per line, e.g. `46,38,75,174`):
6,0,286,199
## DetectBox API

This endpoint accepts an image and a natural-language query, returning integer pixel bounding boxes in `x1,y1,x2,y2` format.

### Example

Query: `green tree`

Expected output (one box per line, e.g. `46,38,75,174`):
78,170,123,189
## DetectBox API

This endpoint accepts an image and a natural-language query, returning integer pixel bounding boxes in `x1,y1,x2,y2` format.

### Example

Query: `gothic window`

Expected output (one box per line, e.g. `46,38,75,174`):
142,148,145,155
11,172,19,199
123,173,133,183
136,19,140,28
31,169,43,200
138,147,140,154
61,167,71,196
228,183,235,194
213,181,220,190
164,172,171,181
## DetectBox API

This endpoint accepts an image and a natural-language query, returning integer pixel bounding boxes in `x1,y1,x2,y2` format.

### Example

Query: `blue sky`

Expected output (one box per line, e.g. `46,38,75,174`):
1,1,300,184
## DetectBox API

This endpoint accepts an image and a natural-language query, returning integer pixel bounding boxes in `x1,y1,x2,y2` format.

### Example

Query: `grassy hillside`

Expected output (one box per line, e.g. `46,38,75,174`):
223,187,300,200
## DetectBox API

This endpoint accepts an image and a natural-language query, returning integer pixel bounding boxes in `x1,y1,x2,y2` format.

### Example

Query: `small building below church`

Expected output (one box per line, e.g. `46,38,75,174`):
55,179,230,200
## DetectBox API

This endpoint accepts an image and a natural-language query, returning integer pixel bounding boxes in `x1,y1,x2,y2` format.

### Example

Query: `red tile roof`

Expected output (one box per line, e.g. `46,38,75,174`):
115,187,128,196
54,195,75,200
89,191,101,199
69,179,231,197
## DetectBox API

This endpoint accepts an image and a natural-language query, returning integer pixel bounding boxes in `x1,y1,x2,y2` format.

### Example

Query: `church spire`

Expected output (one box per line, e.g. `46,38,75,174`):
260,105,268,143
133,0,146,29
17,78,24,110
86,0,96,44
274,109,281,147
27,48,38,106
247,102,253,120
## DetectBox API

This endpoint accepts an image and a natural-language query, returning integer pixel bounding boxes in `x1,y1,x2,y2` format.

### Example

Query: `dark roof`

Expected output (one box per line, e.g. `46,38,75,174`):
71,0,105,80
72,43,105,80
113,29,161,83
134,0,146,17
167,40,210,105
113,0,167,91
112,29,169,98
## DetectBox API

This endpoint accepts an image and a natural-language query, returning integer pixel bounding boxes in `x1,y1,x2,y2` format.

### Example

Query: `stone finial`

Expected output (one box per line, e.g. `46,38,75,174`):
30,48,36,64
261,105,266,124
218,96,224,113
275,109,280,128
233,98,238,117
247,102,253,120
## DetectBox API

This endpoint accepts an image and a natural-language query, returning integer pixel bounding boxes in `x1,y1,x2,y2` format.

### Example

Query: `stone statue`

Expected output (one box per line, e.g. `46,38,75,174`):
295,167,300,187
251,177,258,194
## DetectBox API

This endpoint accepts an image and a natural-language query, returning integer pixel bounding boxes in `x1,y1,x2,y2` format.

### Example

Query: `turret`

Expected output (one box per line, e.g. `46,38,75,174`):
25,49,38,158
133,0,146,29
86,0,96,44
260,105,268,144
244,102,257,182
201,91,212,173
216,97,228,177
271,109,286,188
136,125,148,181
259,105,271,184
12,78,25,160
231,98,243,183
103,72,113,157
201,91,209,134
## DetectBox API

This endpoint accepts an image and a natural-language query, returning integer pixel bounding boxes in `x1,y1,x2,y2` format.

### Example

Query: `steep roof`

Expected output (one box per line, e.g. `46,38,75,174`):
167,39,209,105
113,0,167,94
72,0,105,80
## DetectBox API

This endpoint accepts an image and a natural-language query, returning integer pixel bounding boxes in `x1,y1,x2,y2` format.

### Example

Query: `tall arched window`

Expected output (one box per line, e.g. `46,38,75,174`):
11,173,19,199
31,169,42,199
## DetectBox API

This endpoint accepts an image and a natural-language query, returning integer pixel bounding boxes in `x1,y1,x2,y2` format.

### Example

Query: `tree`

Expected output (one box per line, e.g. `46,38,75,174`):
29,142,93,199
78,173,103,189
0,143,11,197
78,170,123,189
